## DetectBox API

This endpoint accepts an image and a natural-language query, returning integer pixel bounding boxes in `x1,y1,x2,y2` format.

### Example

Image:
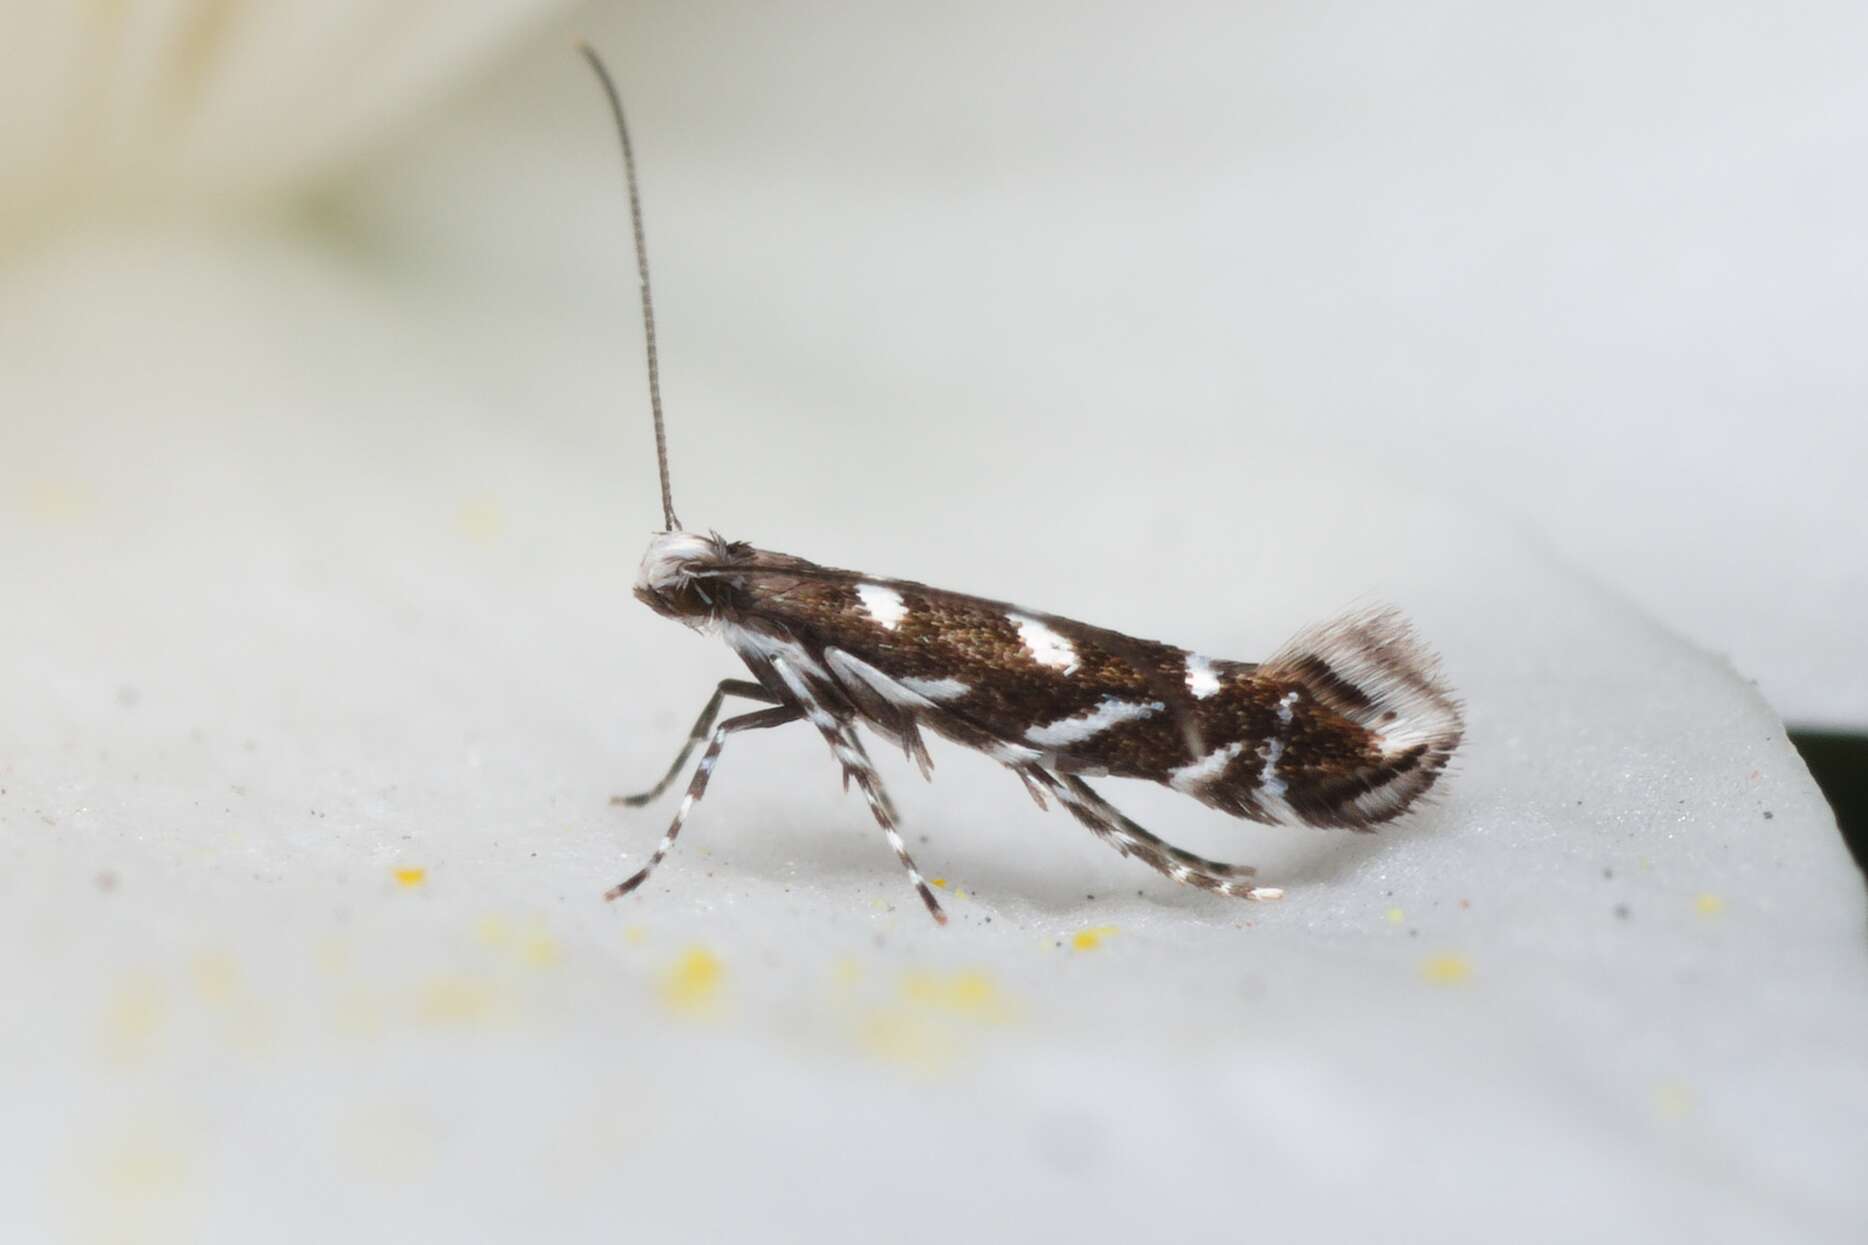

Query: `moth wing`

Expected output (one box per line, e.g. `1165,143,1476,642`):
707,561,1216,778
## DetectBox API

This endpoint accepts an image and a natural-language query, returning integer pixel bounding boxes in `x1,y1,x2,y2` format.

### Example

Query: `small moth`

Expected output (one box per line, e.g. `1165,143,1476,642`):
580,48,1462,925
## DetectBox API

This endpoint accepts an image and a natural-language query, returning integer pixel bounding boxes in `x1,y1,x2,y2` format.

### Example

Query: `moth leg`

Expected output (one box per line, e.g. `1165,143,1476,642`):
765,652,946,925
604,704,800,902
612,679,780,807
1029,769,1282,901
832,727,947,926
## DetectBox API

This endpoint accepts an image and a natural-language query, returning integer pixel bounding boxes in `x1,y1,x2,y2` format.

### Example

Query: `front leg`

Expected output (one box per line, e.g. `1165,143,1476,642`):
612,678,779,807
605,704,801,902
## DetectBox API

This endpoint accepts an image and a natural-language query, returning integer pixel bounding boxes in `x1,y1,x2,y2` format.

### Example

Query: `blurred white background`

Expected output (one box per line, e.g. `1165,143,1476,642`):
13,0,1861,720
2,3,1864,1242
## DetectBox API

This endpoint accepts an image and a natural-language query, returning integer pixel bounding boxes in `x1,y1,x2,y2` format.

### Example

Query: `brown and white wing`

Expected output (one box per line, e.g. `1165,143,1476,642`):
707,557,1462,830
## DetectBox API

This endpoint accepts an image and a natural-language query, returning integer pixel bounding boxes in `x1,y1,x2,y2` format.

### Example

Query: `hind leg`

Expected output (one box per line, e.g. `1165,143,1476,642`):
1027,769,1282,901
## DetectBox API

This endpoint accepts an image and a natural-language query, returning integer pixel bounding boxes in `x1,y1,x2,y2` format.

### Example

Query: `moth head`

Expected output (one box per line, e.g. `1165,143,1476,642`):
634,530,721,626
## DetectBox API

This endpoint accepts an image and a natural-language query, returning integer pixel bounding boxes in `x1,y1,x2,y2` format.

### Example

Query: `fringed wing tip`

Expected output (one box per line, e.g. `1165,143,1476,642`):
1261,605,1465,828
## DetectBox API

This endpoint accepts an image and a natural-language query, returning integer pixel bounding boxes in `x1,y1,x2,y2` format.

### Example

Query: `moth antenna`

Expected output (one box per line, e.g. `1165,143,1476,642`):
579,42,680,532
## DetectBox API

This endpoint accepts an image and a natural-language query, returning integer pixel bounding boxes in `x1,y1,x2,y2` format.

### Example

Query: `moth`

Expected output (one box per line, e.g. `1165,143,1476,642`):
581,48,1463,925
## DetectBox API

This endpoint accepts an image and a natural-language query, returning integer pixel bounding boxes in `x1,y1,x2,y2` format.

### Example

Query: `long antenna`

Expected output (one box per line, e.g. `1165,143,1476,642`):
579,42,680,532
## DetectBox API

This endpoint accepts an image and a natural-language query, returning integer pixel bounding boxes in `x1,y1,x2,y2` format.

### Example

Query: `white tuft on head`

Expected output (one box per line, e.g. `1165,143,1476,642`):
636,531,716,594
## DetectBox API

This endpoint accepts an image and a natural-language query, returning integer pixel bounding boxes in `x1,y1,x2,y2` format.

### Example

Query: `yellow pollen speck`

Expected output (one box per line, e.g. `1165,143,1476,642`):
98,1127,189,1197
860,969,1011,1074
393,867,426,888
1420,953,1473,985
624,925,648,946
1694,893,1725,917
663,948,723,1012
523,934,561,968
1654,1082,1696,1119
416,978,498,1026
1071,925,1119,951
335,1103,443,1184
1385,906,1406,926
315,938,351,976
901,969,1003,1016
457,497,503,544
931,878,948,889
474,916,559,967
191,953,240,1002
26,479,95,523
100,976,167,1061
861,1010,953,1073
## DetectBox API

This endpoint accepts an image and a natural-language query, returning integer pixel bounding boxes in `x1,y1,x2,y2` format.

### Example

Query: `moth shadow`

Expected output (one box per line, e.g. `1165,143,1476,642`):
668,765,1446,922
1254,827,1393,889
726,817,1395,924
982,803,1441,919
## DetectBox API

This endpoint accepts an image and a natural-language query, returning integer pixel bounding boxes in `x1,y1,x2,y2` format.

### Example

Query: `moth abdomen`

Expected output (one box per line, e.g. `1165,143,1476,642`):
1211,606,1464,830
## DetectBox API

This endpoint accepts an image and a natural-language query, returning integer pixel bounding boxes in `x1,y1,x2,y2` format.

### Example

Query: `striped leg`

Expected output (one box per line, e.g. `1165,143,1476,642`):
834,727,946,925
765,653,946,925
1027,768,1282,901
612,679,779,807
604,704,800,902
